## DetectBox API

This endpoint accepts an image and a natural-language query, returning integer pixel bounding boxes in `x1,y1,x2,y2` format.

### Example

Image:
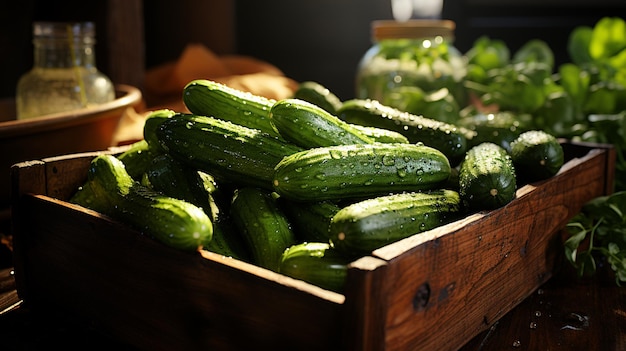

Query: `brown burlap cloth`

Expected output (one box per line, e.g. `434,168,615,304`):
113,43,298,145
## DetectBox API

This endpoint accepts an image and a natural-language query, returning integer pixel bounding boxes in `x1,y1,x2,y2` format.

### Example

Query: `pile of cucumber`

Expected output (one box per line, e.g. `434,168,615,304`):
70,79,564,293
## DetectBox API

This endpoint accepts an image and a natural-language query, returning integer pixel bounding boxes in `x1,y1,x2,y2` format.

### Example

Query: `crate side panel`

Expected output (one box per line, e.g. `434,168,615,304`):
17,195,344,351
368,145,611,351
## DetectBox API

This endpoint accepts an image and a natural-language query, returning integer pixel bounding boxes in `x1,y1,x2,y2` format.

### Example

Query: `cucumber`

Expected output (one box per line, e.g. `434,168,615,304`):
269,98,374,148
79,154,213,252
182,79,280,137
337,99,471,165
509,130,564,183
273,143,451,202
349,124,410,144
459,142,517,211
230,187,297,272
156,113,303,190
204,214,251,261
143,153,247,258
278,199,341,243
279,242,351,293
329,190,462,256
458,111,531,152
293,81,343,115
117,139,159,181
145,153,216,210
143,109,177,151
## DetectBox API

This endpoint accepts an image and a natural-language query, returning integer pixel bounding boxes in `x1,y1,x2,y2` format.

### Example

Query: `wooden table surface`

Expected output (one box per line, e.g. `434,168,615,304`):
1,259,624,351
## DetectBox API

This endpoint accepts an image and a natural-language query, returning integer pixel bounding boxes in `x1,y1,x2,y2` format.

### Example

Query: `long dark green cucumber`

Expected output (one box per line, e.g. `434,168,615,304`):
459,142,517,211
329,189,461,256
269,98,374,148
156,113,303,190
81,154,213,252
273,143,451,202
183,79,280,137
230,187,297,272
337,99,471,165
279,242,351,293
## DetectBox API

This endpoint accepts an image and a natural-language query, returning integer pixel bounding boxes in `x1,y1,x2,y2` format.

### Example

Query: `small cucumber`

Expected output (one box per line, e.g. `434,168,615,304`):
459,142,517,211
81,154,213,252
273,143,451,202
183,79,280,137
204,215,251,261
269,98,374,148
117,139,159,181
156,113,303,190
292,81,343,115
143,109,177,151
278,199,341,243
145,153,216,210
458,111,531,152
143,153,247,259
337,99,471,165
509,130,564,183
279,242,350,293
230,187,297,272
329,190,462,256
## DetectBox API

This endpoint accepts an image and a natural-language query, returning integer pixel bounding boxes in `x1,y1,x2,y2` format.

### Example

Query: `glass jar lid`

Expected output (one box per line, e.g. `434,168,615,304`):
33,22,96,44
371,19,455,41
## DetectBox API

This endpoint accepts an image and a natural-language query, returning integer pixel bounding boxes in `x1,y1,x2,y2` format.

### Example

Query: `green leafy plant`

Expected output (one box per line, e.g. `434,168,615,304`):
564,191,626,285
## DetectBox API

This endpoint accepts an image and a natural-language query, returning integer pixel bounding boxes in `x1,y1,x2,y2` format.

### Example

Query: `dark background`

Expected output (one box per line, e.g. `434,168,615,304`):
1,0,625,104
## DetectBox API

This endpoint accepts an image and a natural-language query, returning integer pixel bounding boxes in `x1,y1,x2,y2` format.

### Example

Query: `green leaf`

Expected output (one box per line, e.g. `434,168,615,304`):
567,26,593,65
590,17,626,60
564,223,589,252
557,63,590,106
513,39,555,69
466,36,510,71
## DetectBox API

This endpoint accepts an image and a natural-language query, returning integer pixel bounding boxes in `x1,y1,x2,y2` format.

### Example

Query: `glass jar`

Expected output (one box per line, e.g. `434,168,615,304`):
355,19,467,122
16,22,115,120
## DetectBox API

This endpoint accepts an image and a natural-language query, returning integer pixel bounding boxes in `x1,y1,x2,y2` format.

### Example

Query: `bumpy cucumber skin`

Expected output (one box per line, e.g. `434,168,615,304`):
279,242,350,293
82,154,213,252
273,143,451,202
269,98,374,148
156,113,303,190
509,130,564,182
183,79,280,137
337,99,470,165
293,81,343,115
329,190,462,257
230,187,297,272
459,142,517,211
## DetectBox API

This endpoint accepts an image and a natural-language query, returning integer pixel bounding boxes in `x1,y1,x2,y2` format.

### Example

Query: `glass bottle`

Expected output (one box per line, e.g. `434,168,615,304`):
16,21,115,120
355,19,467,122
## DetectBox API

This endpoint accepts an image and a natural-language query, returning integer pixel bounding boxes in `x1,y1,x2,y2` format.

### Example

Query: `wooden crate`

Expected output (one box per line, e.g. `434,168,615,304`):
10,141,615,351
